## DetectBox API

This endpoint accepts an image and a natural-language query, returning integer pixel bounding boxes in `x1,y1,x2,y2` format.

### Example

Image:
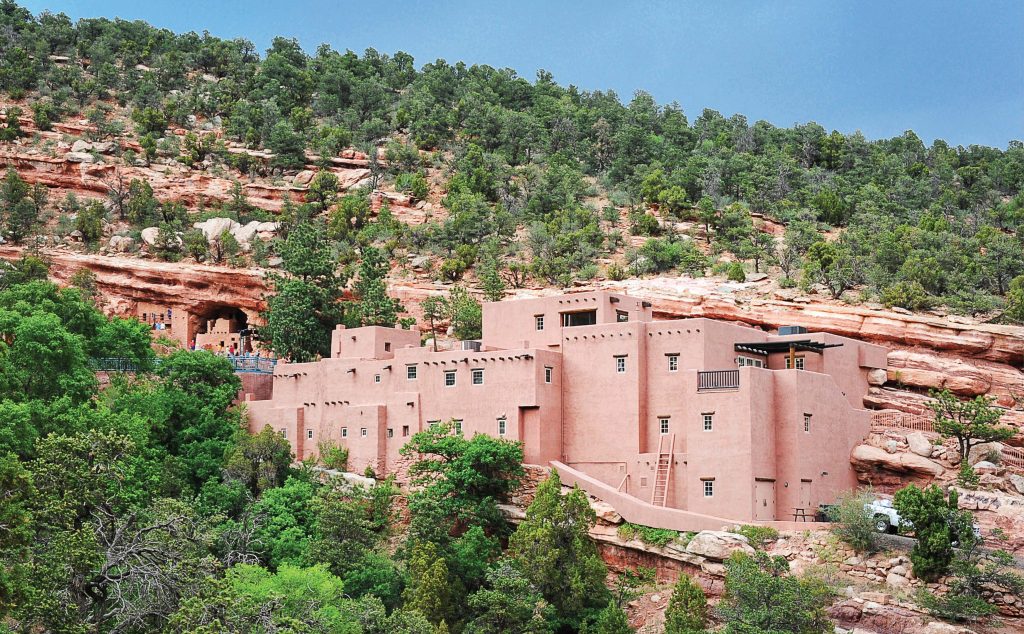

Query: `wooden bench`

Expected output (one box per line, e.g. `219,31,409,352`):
792,508,810,522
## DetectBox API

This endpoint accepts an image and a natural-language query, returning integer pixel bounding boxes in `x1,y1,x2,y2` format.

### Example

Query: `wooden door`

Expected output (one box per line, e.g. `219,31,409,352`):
799,480,813,510
754,479,776,521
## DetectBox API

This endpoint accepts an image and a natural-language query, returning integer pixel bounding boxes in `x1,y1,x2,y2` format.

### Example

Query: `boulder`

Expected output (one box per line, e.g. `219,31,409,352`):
867,368,888,386
972,460,1002,476
231,221,261,244
885,572,909,587
70,139,90,153
65,151,95,163
850,444,944,478
292,170,316,186
140,227,161,246
255,221,280,233
193,217,240,242
108,235,135,253
969,442,1003,465
905,432,934,458
1009,473,1024,496
589,499,622,524
684,530,755,561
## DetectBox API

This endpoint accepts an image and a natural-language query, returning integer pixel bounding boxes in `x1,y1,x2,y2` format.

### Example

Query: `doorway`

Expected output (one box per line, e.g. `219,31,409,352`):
754,479,776,521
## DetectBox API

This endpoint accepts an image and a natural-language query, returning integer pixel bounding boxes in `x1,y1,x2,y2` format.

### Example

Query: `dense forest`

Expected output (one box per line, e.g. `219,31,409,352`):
1,0,1023,349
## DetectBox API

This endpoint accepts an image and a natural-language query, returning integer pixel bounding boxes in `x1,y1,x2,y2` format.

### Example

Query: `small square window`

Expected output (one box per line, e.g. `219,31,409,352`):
703,413,713,432
668,355,678,372
472,368,484,385
804,413,811,433
535,315,545,331
360,428,367,437
306,429,314,440
387,428,394,438
544,366,552,383
615,356,626,373
374,374,381,383
384,342,391,352
429,420,439,429
703,480,714,497
498,418,506,436
659,417,670,435
407,365,418,380
444,370,456,387
402,425,410,437
341,427,348,438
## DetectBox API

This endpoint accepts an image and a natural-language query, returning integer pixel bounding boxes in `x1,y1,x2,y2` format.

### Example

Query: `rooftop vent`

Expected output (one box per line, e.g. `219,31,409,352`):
778,325,808,336
461,340,482,352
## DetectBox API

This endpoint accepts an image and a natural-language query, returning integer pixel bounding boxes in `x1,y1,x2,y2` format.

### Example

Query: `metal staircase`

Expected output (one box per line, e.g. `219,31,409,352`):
651,433,674,507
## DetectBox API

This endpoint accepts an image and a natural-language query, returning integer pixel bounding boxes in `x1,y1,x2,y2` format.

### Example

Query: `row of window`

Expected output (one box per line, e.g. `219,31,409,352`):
656,412,811,434
403,366,555,386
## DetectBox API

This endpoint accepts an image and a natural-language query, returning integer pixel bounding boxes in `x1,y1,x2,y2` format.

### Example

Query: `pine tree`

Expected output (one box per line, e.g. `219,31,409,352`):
663,574,708,633
403,541,453,626
509,470,609,629
354,246,403,327
587,601,632,633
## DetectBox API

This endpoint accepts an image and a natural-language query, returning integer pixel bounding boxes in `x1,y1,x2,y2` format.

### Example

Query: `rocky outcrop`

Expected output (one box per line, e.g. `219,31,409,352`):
683,530,755,561
0,246,268,320
850,444,945,483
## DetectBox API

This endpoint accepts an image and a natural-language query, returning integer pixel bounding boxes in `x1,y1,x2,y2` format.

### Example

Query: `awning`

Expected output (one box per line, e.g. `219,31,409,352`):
734,339,843,356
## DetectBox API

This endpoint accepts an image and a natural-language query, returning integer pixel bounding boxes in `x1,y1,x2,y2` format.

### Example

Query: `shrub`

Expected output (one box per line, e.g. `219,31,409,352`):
881,280,934,311
318,441,349,471
664,574,708,634
827,488,878,553
735,525,778,550
606,262,626,281
893,485,971,582
718,551,832,634
726,261,746,282
617,522,679,548
395,172,429,200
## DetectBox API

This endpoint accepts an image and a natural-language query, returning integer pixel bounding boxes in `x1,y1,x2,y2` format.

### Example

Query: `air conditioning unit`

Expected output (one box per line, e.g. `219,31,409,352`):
461,340,482,352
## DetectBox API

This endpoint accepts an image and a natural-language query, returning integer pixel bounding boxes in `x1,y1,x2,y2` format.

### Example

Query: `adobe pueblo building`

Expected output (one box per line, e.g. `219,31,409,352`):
246,291,887,529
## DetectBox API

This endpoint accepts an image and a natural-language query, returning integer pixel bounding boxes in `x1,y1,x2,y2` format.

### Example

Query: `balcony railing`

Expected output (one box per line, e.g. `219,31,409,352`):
697,369,740,391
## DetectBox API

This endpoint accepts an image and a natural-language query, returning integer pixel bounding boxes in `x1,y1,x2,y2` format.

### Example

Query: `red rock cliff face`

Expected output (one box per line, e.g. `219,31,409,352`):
0,247,269,321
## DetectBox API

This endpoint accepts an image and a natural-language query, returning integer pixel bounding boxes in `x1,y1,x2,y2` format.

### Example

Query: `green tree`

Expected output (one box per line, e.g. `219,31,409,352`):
401,420,524,535
508,470,609,629
403,541,453,627
893,484,970,582
268,119,307,169
306,170,340,210
929,389,1014,466
464,561,554,634
0,453,33,617
224,424,294,496
1006,274,1024,322
587,601,633,634
76,199,106,244
353,246,403,327
802,240,858,299
663,574,708,633
717,551,831,634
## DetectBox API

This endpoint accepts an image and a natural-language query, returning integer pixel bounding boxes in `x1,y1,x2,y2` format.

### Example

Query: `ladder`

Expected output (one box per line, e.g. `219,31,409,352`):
651,433,674,507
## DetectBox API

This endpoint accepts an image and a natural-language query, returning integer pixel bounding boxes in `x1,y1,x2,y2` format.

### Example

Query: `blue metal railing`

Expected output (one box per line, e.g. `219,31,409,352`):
90,354,277,374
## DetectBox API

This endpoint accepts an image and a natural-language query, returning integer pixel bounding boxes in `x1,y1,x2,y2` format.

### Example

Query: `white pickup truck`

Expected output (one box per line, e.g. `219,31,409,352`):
866,497,981,541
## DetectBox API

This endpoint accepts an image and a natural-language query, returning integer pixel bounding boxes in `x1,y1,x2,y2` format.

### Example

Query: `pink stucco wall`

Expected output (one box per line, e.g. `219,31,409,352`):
245,290,885,528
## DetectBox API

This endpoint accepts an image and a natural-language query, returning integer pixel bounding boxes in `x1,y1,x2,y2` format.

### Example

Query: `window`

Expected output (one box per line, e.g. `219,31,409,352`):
562,310,597,327
535,315,545,331
668,354,679,372
544,366,552,383
341,427,348,438
471,368,484,385
281,428,287,438
374,374,381,383
444,370,456,387
659,417,670,435
428,420,440,429
703,480,714,497
737,356,765,368
387,428,394,438
384,342,391,352
785,356,805,370
615,356,626,373
702,413,713,432
616,310,629,322
306,429,314,440
407,364,418,380
498,417,507,436
804,413,811,433
402,425,409,437
360,428,367,437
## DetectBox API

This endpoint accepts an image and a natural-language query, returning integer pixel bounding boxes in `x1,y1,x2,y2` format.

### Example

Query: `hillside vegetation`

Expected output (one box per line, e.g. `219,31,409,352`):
0,0,1023,334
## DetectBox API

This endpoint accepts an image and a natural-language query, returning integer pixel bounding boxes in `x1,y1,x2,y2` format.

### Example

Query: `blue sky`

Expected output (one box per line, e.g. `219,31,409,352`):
20,0,1024,148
